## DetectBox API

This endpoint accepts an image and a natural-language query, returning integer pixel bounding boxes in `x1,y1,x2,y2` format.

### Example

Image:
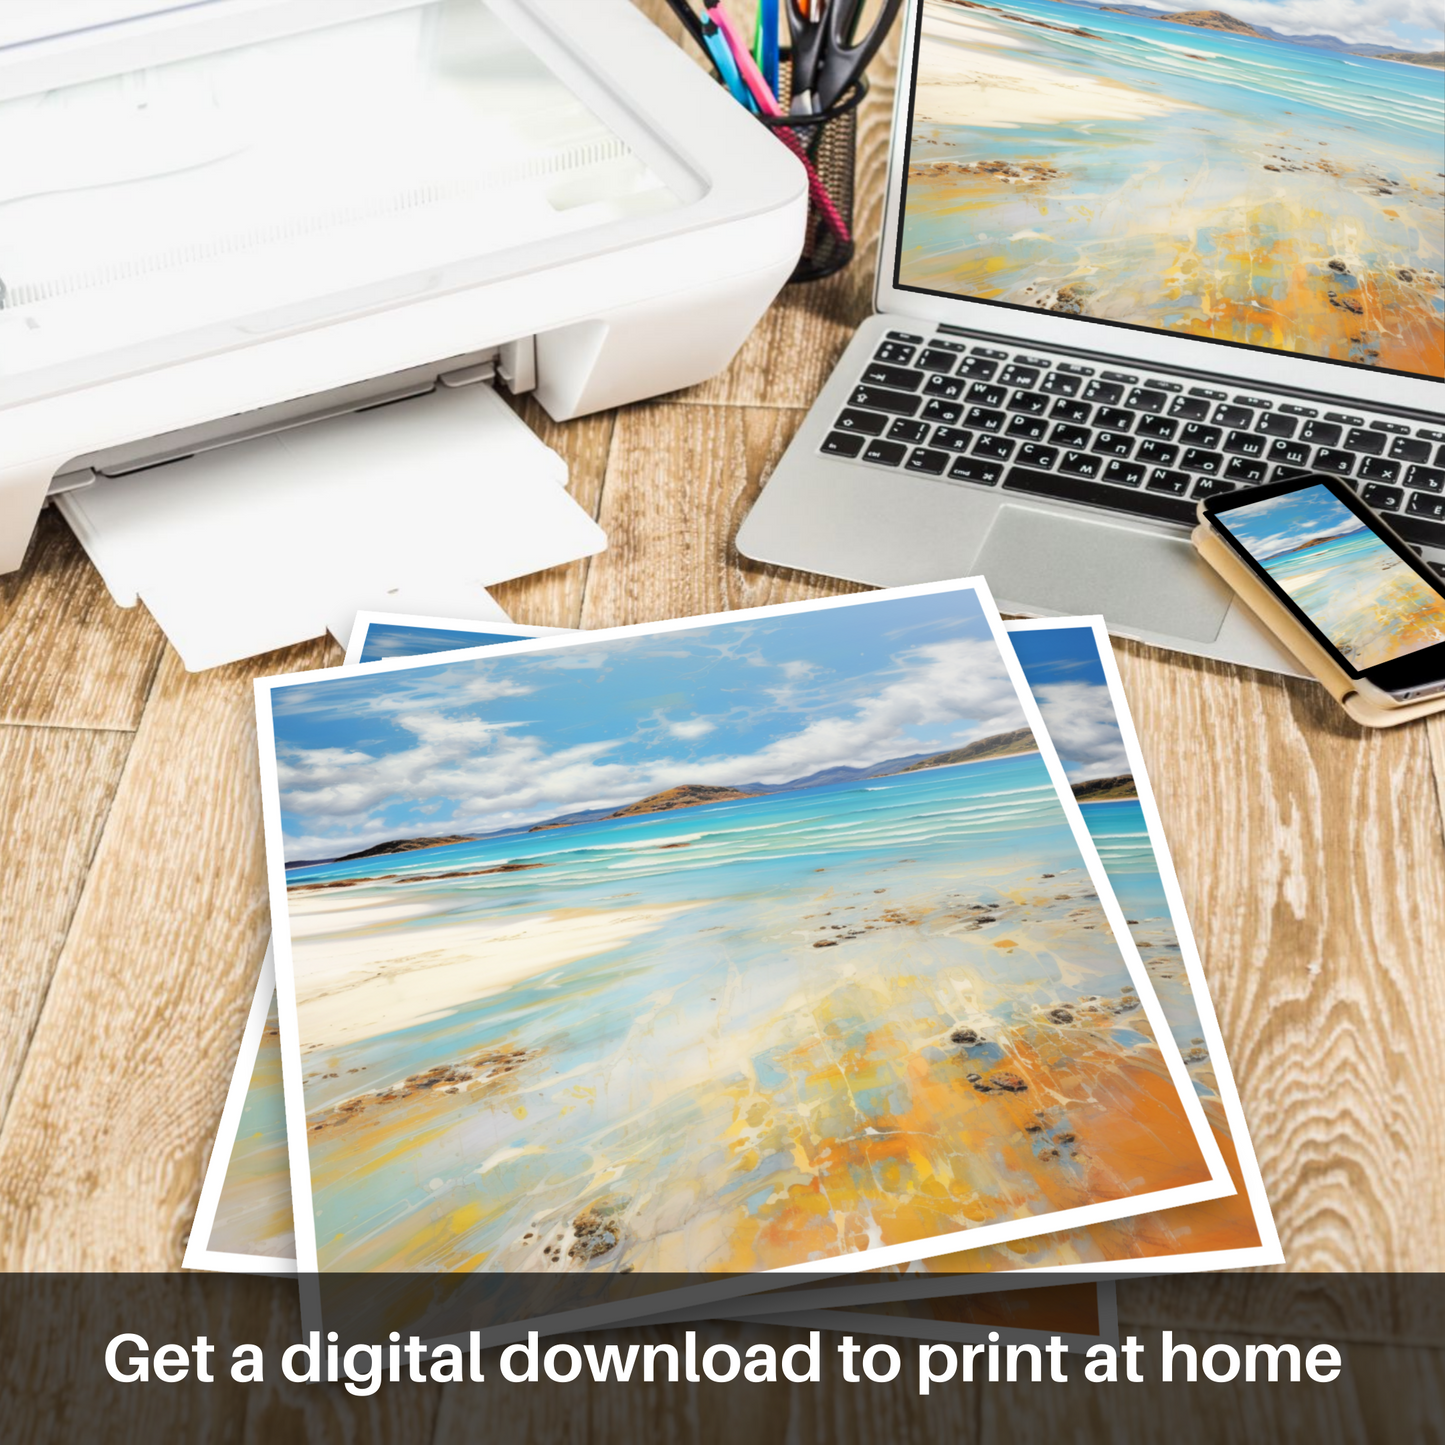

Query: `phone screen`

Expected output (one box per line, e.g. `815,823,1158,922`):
1211,480,1445,679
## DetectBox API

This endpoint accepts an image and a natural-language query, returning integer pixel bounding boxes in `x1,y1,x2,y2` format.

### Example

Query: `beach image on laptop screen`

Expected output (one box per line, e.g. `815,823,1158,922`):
1218,484,1445,668
899,1,1444,379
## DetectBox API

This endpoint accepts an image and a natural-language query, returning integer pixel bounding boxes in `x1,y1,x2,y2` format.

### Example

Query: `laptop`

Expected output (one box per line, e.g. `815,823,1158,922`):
737,0,1444,674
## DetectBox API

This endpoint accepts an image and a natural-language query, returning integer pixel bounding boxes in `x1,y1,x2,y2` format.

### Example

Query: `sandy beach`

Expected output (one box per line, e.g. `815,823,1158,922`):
916,7,1199,128
288,895,697,1051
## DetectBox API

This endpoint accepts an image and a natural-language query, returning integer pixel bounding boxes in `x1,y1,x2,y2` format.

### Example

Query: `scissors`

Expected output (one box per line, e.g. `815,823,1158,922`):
786,0,903,113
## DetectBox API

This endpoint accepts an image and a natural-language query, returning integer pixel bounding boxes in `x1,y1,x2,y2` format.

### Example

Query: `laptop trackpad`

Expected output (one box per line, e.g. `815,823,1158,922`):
975,505,1233,643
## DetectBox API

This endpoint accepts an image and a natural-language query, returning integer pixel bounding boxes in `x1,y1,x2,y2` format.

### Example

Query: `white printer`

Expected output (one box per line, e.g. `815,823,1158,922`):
0,0,806,664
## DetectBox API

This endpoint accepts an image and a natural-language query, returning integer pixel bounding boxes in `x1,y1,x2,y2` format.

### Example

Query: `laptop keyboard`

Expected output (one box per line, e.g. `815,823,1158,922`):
821,329,1445,565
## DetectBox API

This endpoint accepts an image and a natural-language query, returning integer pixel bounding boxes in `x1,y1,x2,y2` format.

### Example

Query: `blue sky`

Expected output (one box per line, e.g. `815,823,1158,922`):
270,592,1037,859
1009,626,1131,784
358,625,529,663
1221,484,1367,560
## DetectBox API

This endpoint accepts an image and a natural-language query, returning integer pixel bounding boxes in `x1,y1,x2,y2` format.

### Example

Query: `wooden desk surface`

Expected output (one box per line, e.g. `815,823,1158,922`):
1,6,1441,1440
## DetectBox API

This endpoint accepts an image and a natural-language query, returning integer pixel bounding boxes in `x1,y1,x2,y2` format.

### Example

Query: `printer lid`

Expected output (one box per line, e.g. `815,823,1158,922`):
0,0,715,411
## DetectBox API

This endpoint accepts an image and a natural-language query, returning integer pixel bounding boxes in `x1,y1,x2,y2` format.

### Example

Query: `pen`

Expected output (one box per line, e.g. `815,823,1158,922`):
754,0,780,99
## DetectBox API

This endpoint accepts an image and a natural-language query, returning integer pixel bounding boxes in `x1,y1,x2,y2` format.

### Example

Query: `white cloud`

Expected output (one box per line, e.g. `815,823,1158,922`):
1033,681,1131,781
1215,0,1442,47
665,717,716,739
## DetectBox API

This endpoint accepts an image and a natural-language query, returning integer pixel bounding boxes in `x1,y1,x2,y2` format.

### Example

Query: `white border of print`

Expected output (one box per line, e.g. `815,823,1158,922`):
341,611,572,668
254,579,1232,1331
182,943,294,1277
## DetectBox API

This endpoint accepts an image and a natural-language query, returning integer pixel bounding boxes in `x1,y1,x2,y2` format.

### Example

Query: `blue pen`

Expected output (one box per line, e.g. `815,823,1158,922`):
758,0,780,98
701,14,755,111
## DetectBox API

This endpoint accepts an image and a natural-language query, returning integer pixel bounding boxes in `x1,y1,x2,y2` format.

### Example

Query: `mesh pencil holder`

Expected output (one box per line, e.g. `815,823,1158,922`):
758,69,868,284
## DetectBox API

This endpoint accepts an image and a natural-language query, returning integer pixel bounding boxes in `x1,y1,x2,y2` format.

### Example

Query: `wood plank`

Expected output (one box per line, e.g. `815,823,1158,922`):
490,397,614,630
984,1322,1432,1445
0,725,133,1126
0,637,337,1270
1108,638,1445,1271
579,403,866,630
0,509,165,730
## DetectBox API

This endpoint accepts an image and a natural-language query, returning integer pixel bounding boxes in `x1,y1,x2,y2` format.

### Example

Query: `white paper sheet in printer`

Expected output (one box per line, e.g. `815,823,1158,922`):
0,0,806,664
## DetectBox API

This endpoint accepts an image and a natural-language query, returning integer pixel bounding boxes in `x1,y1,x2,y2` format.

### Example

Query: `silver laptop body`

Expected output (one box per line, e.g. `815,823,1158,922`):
738,0,1444,674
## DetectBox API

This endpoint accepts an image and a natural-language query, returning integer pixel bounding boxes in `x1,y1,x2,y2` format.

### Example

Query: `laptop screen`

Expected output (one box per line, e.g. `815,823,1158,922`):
893,1,1444,382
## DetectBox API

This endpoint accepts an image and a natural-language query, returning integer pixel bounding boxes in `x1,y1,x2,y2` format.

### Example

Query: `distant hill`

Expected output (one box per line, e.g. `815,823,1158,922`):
333,834,478,862
1158,9,1265,37
887,728,1038,775
605,785,756,819
1071,774,1138,802
1072,3,1440,62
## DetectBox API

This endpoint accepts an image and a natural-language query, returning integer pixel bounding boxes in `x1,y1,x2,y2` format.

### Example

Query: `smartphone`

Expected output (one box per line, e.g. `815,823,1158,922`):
1201,473,1445,706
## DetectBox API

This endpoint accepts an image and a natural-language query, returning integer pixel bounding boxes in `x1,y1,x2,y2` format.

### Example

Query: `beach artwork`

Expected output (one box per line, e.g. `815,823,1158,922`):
1220,483,1445,669
901,0,1445,377
257,584,1229,1282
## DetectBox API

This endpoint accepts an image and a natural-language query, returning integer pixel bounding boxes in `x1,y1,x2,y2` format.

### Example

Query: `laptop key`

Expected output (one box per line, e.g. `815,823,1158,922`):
821,431,866,457
1008,390,1050,415
973,435,1015,462
1017,444,1059,470
1406,491,1445,521
1300,420,1341,446
1103,459,1146,487
1050,398,1092,424
1168,395,1212,421
1406,465,1445,493
1136,413,1178,440
1137,440,1179,467
948,457,1003,485
1214,404,1254,429
1083,379,1124,405
1060,451,1103,478
1223,430,1266,458
1095,406,1134,432
907,447,951,476
923,374,966,400
1389,436,1432,464
1147,468,1192,494
1268,438,1311,467
1040,372,1081,397
835,408,890,435
1224,456,1268,483
1051,423,1091,449
1358,456,1400,483
1256,413,1298,438
922,398,963,425
1004,465,1197,524
958,356,999,380
998,363,1040,389
874,342,917,365
886,330,924,343
850,384,921,417
1344,428,1385,456
1126,387,1167,413
967,382,1008,407
915,348,960,373
1314,448,1354,476
863,363,925,390
1180,423,1222,449
965,406,1006,432
860,438,908,467
1092,432,1134,458
887,418,932,444
1181,448,1223,475
1392,513,1445,550
930,427,974,452
1006,415,1048,441
1361,483,1402,510
1192,476,1236,499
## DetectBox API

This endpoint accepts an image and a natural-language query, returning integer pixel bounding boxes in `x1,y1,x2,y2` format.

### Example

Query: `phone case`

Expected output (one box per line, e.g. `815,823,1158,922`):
1192,521,1445,729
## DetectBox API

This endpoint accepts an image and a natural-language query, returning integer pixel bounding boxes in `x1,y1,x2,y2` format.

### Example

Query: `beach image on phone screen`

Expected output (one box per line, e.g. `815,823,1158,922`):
1219,483,1445,669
